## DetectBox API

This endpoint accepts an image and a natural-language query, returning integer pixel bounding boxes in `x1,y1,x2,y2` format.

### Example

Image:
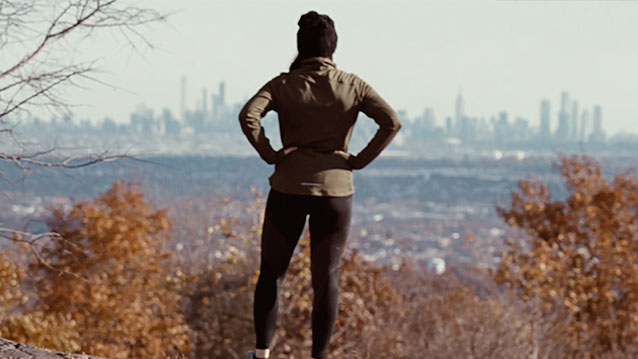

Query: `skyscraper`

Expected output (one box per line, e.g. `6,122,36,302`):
180,76,187,124
417,107,436,132
455,92,464,136
211,93,216,123
540,99,551,139
593,105,602,131
579,109,590,142
424,108,436,129
494,111,509,143
445,116,453,136
219,81,226,108
555,91,570,142
590,105,605,143
570,100,579,141
212,81,227,122
201,88,209,121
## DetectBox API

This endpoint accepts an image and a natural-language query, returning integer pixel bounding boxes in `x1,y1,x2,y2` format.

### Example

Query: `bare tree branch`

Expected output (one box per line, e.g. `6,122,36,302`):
1,67,89,118
0,0,35,48
0,0,161,80
0,0,167,264
0,226,89,281
0,0,165,125
0,149,129,169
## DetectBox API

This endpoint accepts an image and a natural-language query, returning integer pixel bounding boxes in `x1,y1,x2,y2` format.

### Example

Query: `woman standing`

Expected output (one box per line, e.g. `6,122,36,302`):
239,11,401,359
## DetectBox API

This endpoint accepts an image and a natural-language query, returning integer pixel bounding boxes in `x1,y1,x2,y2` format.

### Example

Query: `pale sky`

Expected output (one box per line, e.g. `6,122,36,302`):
67,0,638,134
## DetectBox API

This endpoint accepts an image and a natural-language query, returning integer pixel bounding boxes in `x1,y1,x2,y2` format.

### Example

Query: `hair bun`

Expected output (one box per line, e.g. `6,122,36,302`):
298,11,329,29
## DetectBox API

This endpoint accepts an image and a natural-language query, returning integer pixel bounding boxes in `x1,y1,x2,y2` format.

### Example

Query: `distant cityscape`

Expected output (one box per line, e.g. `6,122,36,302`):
7,77,638,158
5,78,638,269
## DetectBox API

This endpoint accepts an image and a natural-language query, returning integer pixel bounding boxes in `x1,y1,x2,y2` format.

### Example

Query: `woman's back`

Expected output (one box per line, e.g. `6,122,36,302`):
239,57,401,197
275,58,360,152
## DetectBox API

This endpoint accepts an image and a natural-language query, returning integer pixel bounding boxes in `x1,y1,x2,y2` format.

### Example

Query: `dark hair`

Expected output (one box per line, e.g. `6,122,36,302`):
290,11,337,71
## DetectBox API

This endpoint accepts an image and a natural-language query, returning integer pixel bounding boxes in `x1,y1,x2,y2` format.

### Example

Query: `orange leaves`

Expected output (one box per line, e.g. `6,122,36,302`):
496,154,638,357
3,181,192,359
0,252,27,316
13,174,638,357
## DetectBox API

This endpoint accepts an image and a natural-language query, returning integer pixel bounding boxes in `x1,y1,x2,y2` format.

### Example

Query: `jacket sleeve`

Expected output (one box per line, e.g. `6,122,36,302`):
347,81,402,170
238,80,285,165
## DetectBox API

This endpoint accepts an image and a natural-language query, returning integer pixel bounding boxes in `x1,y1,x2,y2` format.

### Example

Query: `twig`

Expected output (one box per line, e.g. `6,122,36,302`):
0,227,89,281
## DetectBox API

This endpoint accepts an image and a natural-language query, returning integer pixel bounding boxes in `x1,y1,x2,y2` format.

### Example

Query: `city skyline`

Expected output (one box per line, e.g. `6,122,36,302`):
53,0,638,134
19,79,616,149
48,77,613,142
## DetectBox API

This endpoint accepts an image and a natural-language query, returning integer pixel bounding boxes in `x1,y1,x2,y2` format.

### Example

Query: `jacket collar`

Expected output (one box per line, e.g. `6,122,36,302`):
299,57,336,70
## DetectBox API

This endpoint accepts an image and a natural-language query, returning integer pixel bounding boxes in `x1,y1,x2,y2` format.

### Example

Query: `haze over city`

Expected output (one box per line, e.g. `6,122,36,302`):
61,0,638,135
5,1,638,356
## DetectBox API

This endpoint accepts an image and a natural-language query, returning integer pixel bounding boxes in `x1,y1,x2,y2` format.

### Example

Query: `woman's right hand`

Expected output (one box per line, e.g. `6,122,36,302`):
333,150,350,160
283,146,298,155
334,150,356,169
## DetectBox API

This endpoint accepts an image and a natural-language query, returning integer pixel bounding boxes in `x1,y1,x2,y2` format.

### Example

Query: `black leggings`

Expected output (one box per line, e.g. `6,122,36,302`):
254,188,352,359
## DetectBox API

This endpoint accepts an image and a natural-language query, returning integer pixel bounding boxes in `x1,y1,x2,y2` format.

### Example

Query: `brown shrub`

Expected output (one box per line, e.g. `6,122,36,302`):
7,173,624,358
3,181,192,359
173,192,538,358
496,154,638,358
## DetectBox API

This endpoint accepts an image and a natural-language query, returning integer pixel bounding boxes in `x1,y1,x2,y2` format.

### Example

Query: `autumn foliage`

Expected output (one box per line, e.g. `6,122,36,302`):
496,154,638,358
1,181,191,358
3,155,638,358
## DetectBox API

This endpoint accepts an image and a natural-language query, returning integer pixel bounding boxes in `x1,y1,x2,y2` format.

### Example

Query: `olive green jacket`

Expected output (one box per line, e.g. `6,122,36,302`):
238,57,402,197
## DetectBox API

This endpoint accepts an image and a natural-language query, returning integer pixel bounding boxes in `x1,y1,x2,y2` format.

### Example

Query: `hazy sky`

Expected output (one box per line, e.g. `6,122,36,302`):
68,0,638,134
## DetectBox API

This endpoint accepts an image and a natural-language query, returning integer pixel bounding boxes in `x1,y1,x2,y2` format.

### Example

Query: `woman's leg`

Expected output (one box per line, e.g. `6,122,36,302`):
307,195,352,359
254,189,309,353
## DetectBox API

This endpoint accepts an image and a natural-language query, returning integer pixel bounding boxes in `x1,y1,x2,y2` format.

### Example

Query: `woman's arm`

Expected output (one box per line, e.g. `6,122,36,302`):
238,80,285,164
347,82,402,170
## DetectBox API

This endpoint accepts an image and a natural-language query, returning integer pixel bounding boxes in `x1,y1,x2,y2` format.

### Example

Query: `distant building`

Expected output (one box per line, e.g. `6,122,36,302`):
455,92,464,136
212,81,227,122
589,105,606,143
160,108,180,136
579,109,590,142
201,88,209,122
445,116,453,136
130,104,161,136
570,100,579,141
219,82,226,106
410,107,436,140
493,111,509,143
513,117,529,141
555,91,570,142
423,108,436,130
180,76,187,124
540,99,551,140
101,117,117,133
